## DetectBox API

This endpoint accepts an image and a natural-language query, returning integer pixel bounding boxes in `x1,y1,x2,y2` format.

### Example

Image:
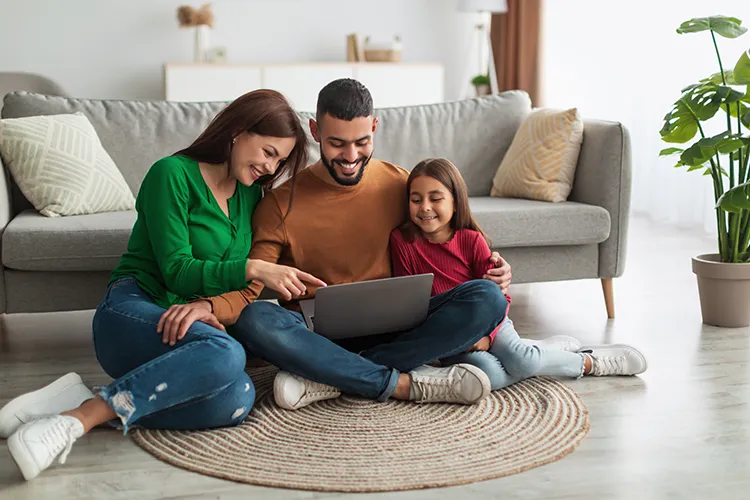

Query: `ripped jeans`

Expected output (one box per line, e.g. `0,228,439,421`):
91,278,254,434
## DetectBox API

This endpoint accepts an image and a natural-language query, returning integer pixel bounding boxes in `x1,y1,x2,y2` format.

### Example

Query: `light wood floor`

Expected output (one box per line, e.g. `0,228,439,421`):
1,216,749,500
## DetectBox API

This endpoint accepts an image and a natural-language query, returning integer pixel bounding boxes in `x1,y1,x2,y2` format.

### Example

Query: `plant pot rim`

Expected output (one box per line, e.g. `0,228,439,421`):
692,253,750,280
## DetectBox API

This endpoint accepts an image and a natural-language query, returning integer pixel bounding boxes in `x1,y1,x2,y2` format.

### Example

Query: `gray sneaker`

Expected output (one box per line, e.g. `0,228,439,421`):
578,344,648,376
273,371,341,410
409,364,491,404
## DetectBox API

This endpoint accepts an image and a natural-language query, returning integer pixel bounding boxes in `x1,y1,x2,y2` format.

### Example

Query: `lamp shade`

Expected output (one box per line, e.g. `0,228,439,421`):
458,0,508,13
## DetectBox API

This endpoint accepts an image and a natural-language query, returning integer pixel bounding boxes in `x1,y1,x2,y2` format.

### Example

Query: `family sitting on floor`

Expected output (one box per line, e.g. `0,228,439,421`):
1,78,647,481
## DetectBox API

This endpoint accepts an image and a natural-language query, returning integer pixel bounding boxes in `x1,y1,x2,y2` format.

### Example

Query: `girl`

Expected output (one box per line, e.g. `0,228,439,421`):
389,158,648,391
3,89,326,481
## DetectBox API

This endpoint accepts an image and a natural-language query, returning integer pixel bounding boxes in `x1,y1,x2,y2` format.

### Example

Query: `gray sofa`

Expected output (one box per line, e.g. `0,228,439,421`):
0,90,630,317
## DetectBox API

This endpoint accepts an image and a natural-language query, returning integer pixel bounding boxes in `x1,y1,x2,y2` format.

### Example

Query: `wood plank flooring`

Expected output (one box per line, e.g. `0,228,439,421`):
1,216,749,499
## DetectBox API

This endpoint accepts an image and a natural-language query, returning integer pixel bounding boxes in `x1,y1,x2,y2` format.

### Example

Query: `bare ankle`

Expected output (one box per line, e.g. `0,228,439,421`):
392,373,412,400
61,396,116,434
582,354,593,375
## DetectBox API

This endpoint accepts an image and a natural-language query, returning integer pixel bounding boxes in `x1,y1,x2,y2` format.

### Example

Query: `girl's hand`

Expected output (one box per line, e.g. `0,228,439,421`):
247,260,327,301
467,336,491,352
157,301,224,346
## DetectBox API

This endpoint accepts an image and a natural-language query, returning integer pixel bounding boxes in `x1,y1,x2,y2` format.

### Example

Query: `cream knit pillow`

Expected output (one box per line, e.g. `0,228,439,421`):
490,108,584,203
0,112,135,217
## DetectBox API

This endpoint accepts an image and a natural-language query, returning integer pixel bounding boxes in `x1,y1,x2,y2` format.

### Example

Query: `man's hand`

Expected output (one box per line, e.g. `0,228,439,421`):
483,252,512,294
157,301,224,346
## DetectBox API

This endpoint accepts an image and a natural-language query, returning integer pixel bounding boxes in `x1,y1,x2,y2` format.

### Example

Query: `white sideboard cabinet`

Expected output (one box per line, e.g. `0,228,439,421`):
164,63,444,111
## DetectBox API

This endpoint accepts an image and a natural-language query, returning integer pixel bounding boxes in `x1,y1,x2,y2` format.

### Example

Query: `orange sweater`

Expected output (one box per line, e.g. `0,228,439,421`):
206,159,409,324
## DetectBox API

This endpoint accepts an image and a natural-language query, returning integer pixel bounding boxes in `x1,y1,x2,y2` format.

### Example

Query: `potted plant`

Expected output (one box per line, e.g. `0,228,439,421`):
471,74,491,96
177,4,214,63
660,15,750,327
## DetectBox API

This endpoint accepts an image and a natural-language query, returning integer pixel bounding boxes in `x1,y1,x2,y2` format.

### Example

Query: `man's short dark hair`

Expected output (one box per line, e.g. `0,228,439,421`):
316,78,373,122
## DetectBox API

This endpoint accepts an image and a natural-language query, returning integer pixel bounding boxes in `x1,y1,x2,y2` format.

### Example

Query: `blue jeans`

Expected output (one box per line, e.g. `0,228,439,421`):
442,318,586,390
228,279,506,401
92,278,254,434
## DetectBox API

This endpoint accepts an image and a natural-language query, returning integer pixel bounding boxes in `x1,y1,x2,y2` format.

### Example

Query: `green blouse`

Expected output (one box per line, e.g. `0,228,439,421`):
110,155,261,308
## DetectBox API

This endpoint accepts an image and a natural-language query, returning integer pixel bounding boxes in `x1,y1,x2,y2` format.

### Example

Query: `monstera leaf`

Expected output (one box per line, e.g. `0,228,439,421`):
661,83,746,143
700,71,750,127
677,16,748,38
734,50,750,84
659,147,684,156
704,70,738,85
680,133,746,167
718,181,750,212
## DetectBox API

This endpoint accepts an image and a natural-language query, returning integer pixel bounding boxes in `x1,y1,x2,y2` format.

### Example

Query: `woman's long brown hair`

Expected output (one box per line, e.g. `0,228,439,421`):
400,158,490,246
175,89,308,215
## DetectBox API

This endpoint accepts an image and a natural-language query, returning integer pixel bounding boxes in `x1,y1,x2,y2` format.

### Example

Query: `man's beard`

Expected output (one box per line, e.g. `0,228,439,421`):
320,149,372,186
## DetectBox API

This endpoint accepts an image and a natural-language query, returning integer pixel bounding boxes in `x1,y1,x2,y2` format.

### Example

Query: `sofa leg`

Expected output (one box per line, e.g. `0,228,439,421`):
601,278,615,319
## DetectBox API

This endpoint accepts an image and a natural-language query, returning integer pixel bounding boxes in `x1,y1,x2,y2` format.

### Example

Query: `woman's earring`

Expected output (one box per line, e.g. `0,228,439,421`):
232,138,236,144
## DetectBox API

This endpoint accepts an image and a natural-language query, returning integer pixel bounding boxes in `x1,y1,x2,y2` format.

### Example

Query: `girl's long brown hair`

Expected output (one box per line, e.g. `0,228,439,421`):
174,89,308,215
400,158,490,246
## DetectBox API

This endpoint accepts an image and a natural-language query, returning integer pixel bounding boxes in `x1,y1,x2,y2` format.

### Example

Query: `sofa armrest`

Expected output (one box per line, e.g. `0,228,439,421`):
0,156,12,232
0,156,13,313
568,119,632,278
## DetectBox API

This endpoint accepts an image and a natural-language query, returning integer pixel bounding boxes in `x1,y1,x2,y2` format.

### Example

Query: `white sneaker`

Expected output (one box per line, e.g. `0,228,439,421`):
522,335,582,352
0,373,93,438
273,371,341,410
409,363,491,404
578,344,648,376
8,415,84,481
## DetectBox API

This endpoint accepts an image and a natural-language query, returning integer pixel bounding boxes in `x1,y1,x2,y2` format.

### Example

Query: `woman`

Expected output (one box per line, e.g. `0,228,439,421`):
2,89,325,481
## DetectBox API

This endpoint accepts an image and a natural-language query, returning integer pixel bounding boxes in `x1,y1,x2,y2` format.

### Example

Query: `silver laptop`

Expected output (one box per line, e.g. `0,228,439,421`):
298,274,434,339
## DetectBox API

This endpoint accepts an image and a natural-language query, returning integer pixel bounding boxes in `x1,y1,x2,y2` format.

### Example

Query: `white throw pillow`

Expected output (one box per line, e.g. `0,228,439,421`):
0,112,135,217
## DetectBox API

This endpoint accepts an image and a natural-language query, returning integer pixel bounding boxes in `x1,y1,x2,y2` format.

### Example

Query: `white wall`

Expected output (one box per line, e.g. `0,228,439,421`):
0,0,478,102
540,0,750,233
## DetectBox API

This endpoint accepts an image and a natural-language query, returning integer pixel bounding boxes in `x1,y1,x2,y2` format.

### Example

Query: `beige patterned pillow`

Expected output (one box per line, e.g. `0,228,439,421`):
490,108,584,203
0,112,135,217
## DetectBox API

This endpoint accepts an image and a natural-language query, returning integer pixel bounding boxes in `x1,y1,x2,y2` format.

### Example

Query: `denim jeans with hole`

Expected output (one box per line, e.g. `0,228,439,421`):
92,278,254,434
228,279,507,400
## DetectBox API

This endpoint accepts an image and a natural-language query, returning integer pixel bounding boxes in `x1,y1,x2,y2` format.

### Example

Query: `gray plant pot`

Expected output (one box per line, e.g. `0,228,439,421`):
692,253,750,328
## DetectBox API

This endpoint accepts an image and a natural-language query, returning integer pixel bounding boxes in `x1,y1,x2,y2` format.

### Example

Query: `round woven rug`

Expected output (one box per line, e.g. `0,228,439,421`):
132,366,589,492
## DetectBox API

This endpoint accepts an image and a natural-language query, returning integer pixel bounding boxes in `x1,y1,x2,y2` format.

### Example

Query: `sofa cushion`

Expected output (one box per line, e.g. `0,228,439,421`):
3,90,533,213
2,93,231,201
469,197,611,248
490,108,584,203
299,90,533,196
3,209,135,271
0,112,135,217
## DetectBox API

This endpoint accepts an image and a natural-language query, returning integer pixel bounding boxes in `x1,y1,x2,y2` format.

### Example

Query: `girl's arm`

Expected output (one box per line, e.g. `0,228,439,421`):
389,230,416,277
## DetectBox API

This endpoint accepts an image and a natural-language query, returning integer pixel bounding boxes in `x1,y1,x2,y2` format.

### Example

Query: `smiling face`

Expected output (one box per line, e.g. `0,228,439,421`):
310,114,377,186
408,175,456,243
229,132,296,186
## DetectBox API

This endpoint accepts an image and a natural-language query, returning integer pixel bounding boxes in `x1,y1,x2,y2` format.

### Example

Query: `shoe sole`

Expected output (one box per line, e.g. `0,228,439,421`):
0,372,88,438
578,343,648,374
8,427,40,481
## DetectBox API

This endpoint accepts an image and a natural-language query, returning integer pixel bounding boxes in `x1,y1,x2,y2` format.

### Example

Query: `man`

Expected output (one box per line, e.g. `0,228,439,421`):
209,78,513,409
